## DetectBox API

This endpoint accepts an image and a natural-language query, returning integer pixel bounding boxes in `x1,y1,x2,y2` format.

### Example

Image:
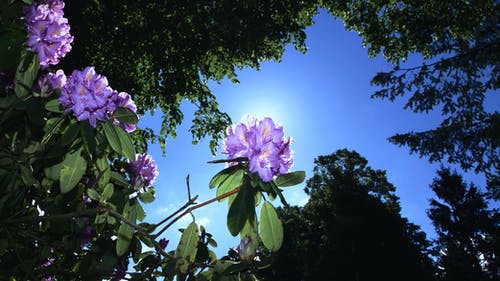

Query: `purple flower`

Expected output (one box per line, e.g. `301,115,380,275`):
128,153,159,187
159,238,169,250
222,116,294,182
46,69,67,89
24,0,73,68
58,67,118,127
112,91,138,132
36,69,66,96
40,257,55,268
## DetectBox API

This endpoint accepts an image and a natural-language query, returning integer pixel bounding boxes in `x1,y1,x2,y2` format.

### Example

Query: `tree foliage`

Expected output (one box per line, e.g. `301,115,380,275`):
10,0,494,190
260,149,436,281
321,0,499,188
427,167,499,281
59,0,318,153
0,1,306,280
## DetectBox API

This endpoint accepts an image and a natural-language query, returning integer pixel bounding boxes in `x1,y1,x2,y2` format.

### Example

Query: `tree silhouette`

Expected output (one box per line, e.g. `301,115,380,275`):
261,149,436,281
428,167,499,281
320,0,499,186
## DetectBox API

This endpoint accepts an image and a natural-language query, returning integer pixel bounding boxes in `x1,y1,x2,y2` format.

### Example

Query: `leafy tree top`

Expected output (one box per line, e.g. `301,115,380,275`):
321,0,499,179
59,0,319,153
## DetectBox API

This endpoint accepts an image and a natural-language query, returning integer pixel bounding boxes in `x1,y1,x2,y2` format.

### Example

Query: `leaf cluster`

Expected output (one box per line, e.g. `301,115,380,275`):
322,0,499,184
259,149,437,281
59,0,319,154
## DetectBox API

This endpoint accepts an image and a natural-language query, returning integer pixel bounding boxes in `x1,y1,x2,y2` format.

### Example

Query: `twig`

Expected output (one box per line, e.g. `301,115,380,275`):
153,185,241,239
105,207,148,233
0,208,102,224
186,174,192,200
153,195,199,231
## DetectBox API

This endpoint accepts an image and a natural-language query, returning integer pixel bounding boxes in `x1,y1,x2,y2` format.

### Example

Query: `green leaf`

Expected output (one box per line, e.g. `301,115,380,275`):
101,183,114,201
102,121,136,160
20,165,39,187
102,121,122,155
227,183,255,236
96,157,110,188
274,171,306,187
61,121,79,146
114,124,136,160
111,171,129,187
45,98,63,113
217,168,244,202
80,121,96,155
112,107,139,124
117,202,137,256
59,149,87,193
269,181,288,206
86,188,101,201
44,163,61,181
14,51,39,98
260,201,283,252
175,221,199,274
207,157,247,164
95,213,107,224
134,202,146,221
138,189,155,203
42,117,64,144
209,165,239,189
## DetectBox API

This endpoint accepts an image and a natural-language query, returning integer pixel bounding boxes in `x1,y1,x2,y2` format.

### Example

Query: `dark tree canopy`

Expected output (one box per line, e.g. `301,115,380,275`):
260,149,436,281
321,0,499,182
3,1,497,174
23,0,497,187
60,0,318,153
427,167,499,281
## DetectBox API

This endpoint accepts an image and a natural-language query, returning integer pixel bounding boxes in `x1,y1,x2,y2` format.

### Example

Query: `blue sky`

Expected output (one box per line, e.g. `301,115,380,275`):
139,10,490,256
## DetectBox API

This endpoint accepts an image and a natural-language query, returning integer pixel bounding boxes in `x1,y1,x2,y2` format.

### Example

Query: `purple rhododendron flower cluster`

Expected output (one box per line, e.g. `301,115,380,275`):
52,67,137,129
36,69,66,96
222,115,293,182
129,153,159,187
112,91,138,133
57,67,118,127
24,0,73,68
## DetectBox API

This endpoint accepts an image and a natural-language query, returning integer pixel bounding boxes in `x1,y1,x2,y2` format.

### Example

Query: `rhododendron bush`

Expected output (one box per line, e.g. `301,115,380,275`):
0,1,304,280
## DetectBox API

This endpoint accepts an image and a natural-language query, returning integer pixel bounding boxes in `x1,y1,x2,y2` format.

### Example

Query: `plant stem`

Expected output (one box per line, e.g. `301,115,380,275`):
105,206,148,233
0,208,101,224
153,186,241,239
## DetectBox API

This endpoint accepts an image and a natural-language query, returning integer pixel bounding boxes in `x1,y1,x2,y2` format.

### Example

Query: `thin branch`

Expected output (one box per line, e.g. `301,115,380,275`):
105,207,148,233
153,195,199,231
395,42,497,72
186,174,192,200
0,208,102,224
153,185,241,239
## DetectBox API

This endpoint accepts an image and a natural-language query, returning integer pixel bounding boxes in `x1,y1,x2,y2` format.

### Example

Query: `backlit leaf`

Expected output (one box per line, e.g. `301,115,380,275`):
217,168,244,202
113,107,139,125
117,202,137,256
175,221,199,274
260,201,283,251
274,171,305,187
227,183,255,236
59,149,86,193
